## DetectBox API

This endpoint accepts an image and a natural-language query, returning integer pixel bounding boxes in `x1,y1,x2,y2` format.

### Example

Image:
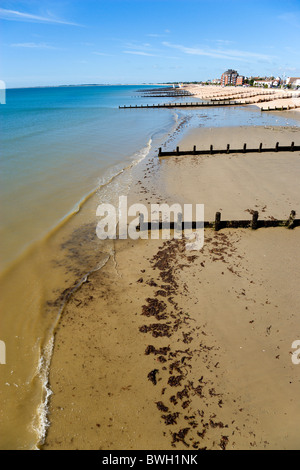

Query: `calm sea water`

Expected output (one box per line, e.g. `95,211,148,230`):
0,85,178,271
0,86,299,450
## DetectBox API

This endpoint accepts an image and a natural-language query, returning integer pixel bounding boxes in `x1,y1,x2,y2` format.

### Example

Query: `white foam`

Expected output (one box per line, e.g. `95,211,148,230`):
32,255,111,448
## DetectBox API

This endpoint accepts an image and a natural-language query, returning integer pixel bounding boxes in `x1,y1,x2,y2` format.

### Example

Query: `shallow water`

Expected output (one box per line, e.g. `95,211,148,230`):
0,85,177,271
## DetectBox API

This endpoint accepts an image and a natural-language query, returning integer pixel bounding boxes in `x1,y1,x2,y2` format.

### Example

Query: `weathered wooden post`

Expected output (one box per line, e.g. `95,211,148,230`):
210,145,213,155
243,143,247,153
215,212,221,232
275,142,279,152
259,143,263,153
291,142,295,152
287,210,296,229
227,144,230,154
251,211,259,230
193,145,196,154
176,146,180,155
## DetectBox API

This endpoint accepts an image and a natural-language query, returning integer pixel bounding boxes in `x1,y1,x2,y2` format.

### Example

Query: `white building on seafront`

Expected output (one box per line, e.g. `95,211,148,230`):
286,77,300,89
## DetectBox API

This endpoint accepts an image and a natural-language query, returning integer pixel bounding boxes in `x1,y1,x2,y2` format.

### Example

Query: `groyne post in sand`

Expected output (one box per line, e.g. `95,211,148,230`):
215,212,222,232
251,211,259,230
287,211,296,229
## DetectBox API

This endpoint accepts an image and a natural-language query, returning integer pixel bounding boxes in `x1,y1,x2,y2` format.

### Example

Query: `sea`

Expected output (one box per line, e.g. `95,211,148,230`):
0,85,299,450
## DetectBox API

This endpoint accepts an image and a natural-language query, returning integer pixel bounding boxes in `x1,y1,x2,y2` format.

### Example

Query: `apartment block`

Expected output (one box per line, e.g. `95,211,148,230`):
221,69,244,86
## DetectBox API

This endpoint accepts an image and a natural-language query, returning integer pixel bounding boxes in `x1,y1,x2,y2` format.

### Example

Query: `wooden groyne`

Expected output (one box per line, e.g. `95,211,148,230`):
137,87,180,93
138,87,193,98
158,142,300,157
138,92,193,98
202,90,276,99
203,92,293,102
261,104,300,112
137,211,299,232
204,92,276,102
207,95,294,105
119,101,252,109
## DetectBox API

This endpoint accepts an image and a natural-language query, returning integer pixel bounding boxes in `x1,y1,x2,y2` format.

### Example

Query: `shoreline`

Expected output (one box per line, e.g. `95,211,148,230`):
44,122,300,450
0,128,166,450
0,137,153,277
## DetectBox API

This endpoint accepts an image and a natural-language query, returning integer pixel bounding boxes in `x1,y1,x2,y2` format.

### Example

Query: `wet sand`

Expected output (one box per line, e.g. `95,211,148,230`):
45,125,300,450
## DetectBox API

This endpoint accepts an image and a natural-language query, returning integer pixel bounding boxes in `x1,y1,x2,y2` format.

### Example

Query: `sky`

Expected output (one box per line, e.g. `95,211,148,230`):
1,0,300,88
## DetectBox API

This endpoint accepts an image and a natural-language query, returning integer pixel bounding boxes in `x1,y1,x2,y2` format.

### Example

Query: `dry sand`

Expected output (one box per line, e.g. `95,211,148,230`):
255,98,300,112
161,126,300,221
184,84,300,112
45,125,300,450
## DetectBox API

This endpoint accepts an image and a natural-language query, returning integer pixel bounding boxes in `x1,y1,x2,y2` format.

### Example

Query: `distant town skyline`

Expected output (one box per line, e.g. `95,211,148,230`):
1,0,300,88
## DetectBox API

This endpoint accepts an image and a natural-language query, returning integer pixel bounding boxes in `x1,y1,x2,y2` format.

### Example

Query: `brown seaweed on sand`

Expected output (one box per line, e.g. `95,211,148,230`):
148,369,159,385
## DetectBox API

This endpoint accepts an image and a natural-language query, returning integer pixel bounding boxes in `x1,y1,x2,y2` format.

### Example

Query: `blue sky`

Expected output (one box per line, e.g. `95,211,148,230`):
1,0,300,87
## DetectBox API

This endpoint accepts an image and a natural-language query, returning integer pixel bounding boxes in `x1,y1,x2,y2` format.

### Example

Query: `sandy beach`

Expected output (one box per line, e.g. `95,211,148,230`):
184,84,300,113
44,123,300,450
2,0,300,452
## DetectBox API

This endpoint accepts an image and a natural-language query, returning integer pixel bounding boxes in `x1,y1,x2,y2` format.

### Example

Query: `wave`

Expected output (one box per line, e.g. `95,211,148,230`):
34,253,112,449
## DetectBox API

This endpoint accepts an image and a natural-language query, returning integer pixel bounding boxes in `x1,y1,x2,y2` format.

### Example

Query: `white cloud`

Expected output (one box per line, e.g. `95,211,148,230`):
147,33,167,38
215,39,235,46
123,50,178,60
162,42,275,63
0,8,81,26
92,52,112,56
10,42,58,49
123,51,157,57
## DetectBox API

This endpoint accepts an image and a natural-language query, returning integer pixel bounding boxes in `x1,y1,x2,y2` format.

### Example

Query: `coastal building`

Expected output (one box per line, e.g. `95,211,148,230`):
272,77,281,87
286,77,300,89
253,77,281,88
221,69,244,86
221,69,238,86
236,76,245,86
